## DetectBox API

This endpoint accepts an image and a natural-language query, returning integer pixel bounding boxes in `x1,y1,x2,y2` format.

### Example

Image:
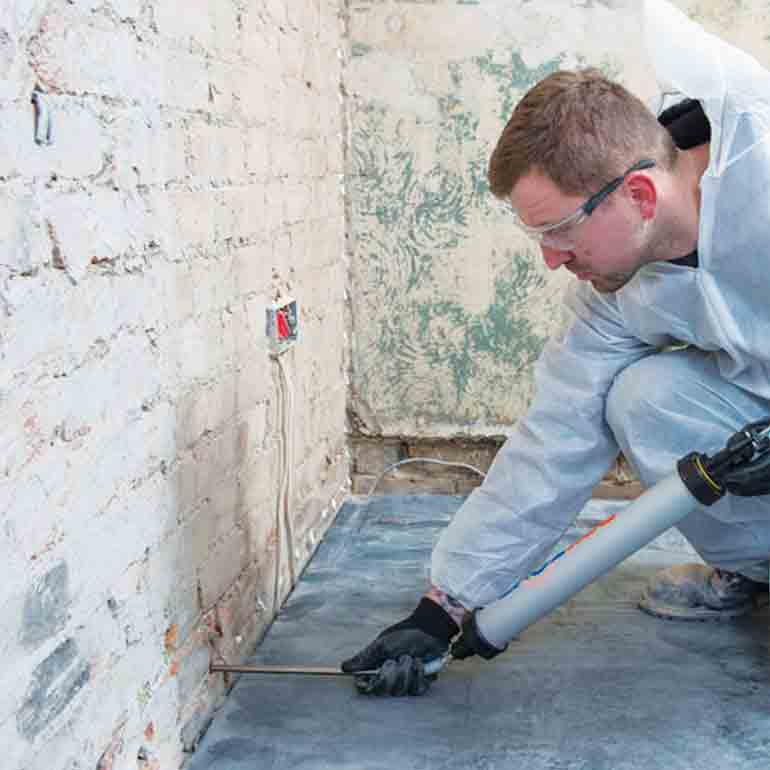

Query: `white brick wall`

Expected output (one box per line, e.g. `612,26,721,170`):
1,2,349,769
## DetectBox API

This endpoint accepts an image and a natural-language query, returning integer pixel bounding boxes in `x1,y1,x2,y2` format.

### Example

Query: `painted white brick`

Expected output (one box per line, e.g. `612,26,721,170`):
287,0,320,39
273,86,301,137
270,134,301,180
325,132,345,175
220,307,238,364
143,526,199,635
0,185,48,277
191,255,235,317
201,312,231,374
0,719,28,770
245,126,271,177
211,0,242,61
169,188,217,249
239,9,271,64
0,98,109,180
235,353,270,412
197,525,248,618
216,185,263,241
278,29,305,81
63,490,171,617
2,357,158,496
243,292,269,351
284,181,312,224
231,242,270,296
37,403,169,522
206,60,244,117
164,260,195,323
0,37,31,102
1,0,48,37
262,0,288,30
319,3,342,47
243,500,279,565
238,75,271,125
303,43,322,93
106,0,144,19
189,123,244,183
2,267,174,404
30,7,162,102
0,483,46,604
177,376,238,452
173,316,216,384
136,188,177,258
264,179,284,233
240,402,268,456
112,107,188,188
153,0,214,52
160,50,210,113
4,0,349,766
177,384,211,451
43,188,151,283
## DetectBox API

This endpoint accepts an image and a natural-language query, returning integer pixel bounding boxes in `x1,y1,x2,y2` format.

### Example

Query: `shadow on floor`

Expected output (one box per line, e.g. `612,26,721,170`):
186,495,770,770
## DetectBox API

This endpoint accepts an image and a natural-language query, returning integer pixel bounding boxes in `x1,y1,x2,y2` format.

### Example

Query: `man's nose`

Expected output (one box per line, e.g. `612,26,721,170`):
541,245,574,270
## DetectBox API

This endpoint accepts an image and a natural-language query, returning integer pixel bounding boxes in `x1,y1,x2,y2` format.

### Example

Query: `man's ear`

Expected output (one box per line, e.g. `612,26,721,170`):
625,172,657,220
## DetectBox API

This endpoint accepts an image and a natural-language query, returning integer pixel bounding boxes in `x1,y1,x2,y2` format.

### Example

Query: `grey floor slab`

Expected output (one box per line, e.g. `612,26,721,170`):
187,495,769,770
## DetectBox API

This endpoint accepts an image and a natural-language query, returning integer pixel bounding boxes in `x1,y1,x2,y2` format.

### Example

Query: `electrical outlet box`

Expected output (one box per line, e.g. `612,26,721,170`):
266,297,299,353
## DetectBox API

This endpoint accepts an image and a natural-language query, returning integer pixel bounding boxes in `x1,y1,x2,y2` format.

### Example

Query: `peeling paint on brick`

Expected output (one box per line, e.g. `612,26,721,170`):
19,561,70,648
17,638,91,740
96,719,128,770
5,1,349,767
163,623,178,657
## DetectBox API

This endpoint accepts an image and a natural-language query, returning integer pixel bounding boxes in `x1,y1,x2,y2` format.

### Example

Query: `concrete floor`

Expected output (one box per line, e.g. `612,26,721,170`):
187,495,769,770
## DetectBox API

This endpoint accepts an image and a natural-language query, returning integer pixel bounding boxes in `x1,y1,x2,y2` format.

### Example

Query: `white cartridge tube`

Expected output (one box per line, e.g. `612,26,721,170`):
476,471,698,650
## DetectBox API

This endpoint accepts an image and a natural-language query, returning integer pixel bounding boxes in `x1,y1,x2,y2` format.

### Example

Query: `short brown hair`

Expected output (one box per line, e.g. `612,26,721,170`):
488,69,677,199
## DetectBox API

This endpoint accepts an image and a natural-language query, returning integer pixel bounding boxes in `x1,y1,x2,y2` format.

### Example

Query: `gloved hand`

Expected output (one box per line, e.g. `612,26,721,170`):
341,597,459,696
450,609,508,661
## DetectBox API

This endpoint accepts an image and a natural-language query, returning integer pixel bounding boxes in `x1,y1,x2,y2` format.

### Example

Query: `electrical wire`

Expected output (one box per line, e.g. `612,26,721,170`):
366,457,486,498
270,355,283,615
277,353,297,583
270,347,297,615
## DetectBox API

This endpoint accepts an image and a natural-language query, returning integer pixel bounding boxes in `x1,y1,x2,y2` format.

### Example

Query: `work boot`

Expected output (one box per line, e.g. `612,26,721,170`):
639,563,768,621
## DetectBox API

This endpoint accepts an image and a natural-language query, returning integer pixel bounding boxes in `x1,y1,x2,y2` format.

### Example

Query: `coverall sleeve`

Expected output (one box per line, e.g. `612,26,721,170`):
430,282,655,608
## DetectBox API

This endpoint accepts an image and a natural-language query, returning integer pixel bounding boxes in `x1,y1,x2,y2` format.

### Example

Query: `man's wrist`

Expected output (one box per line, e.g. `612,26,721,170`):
426,586,469,628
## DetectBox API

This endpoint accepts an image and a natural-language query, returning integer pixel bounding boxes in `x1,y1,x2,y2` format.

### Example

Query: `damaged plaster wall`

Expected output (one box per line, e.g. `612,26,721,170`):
346,0,770,439
1,2,348,769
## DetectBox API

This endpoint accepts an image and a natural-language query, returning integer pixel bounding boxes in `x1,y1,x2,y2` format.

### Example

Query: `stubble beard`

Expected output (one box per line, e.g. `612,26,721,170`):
590,270,637,293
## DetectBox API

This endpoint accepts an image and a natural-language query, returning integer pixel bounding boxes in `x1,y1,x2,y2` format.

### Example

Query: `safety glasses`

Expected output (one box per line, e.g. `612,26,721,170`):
512,159,656,249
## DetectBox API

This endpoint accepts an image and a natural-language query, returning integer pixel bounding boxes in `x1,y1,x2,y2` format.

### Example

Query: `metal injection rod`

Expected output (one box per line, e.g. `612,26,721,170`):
210,664,358,677
211,656,447,677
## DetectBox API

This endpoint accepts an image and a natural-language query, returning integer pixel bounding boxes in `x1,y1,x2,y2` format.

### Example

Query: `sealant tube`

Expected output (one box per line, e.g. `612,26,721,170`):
475,471,698,651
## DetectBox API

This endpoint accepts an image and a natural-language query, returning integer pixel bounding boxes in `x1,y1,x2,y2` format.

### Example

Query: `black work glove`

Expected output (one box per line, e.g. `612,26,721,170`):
341,598,459,696
450,609,508,661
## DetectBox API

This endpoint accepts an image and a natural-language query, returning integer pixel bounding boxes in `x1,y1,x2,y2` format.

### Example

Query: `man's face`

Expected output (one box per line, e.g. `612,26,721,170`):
510,170,648,293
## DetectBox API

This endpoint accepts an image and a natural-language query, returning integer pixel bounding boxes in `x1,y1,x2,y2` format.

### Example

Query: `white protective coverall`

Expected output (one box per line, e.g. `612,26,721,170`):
431,0,770,609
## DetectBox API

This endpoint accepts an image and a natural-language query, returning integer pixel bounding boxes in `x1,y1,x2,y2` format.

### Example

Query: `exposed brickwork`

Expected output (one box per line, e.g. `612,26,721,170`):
1,2,349,769
350,436,642,499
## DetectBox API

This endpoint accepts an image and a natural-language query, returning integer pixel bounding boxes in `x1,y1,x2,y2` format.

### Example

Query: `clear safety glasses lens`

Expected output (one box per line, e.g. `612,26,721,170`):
513,210,587,250
511,206,585,238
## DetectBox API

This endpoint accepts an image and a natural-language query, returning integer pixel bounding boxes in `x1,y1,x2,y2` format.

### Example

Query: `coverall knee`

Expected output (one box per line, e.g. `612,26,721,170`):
605,348,770,582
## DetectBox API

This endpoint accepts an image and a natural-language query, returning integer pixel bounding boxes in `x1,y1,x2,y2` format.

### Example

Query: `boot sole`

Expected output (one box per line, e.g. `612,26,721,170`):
638,592,768,622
